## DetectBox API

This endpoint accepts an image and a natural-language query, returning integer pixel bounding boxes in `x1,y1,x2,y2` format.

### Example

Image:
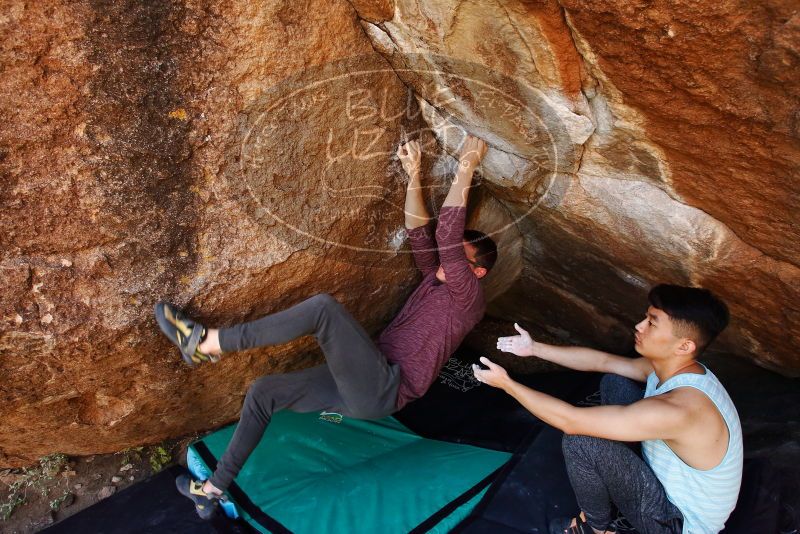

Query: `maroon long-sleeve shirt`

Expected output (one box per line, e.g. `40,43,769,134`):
377,206,486,409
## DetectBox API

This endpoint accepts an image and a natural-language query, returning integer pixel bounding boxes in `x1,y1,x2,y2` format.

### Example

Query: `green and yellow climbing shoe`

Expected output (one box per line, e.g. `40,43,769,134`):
154,302,217,367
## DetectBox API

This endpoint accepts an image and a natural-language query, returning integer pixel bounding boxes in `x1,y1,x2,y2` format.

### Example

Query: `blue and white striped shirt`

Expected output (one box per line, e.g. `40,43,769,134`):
642,365,743,533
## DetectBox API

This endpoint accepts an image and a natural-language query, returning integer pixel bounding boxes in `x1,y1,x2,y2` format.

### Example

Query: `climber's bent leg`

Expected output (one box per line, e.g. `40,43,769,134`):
219,293,400,417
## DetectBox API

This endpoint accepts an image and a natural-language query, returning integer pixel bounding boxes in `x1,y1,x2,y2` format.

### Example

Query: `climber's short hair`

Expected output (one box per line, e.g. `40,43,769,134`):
463,229,498,271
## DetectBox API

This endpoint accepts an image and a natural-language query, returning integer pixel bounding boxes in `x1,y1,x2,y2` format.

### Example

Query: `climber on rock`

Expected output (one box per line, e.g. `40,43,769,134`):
155,134,498,519
474,285,742,534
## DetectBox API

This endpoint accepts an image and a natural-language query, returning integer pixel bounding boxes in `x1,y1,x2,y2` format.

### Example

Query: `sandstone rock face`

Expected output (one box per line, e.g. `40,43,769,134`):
1,0,798,464
0,0,422,465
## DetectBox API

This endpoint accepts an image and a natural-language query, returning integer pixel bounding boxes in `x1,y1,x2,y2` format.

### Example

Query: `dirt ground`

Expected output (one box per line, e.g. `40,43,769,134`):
0,437,194,534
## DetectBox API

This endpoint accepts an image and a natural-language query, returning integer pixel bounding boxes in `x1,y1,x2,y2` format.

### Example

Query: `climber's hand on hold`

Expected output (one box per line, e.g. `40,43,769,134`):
397,140,422,180
458,135,487,171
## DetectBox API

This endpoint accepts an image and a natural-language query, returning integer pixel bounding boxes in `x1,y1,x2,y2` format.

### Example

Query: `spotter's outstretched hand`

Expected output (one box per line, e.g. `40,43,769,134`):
497,322,536,357
472,356,511,390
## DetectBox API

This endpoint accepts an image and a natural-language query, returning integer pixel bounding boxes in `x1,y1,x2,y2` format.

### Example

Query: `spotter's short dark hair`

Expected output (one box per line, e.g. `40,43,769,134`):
648,284,730,355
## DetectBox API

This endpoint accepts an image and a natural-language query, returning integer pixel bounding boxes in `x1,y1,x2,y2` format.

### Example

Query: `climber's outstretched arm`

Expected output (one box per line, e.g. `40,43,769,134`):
397,140,430,230
398,140,437,274
442,135,487,208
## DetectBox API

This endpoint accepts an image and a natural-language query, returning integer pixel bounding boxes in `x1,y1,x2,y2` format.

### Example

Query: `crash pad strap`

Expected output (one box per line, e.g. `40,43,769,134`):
193,441,291,534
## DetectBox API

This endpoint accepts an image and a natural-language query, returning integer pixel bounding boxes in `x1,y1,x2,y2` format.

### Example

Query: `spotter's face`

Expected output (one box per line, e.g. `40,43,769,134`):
634,306,684,360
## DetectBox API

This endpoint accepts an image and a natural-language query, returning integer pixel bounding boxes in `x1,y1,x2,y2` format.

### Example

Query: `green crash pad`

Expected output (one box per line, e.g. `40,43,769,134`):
190,411,511,533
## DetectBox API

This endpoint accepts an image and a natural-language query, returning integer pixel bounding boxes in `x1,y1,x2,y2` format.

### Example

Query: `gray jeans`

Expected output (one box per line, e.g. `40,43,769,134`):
209,294,401,491
562,374,684,533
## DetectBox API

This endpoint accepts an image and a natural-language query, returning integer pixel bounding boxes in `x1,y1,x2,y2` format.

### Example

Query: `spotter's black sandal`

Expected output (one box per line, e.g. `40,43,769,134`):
550,513,615,534
154,302,217,367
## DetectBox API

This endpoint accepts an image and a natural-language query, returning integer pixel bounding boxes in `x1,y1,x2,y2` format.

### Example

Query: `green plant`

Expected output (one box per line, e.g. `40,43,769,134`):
148,445,172,473
49,488,71,512
0,493,25,521
38,453,67,480
0,453,68,521
118,446,144,466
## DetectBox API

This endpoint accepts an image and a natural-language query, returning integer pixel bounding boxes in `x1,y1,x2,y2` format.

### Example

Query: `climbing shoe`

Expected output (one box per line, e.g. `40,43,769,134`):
175,473,226,520
154,302,218,367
